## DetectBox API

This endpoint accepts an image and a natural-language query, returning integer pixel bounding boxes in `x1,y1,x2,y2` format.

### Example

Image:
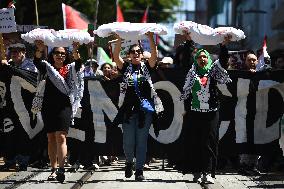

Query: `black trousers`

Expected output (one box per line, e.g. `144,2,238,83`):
182,110,219,175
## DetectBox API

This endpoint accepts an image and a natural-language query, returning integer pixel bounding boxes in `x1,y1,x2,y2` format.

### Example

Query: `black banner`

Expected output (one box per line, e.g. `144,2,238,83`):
0,65,283,162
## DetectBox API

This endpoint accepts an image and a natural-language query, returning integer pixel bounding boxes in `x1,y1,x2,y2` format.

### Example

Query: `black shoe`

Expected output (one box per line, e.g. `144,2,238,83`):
249,167,261,176
18,165,28,171
0,162,16,171
69,162,80,172
56,168,65,183
135,169,145,181
125,162,133,178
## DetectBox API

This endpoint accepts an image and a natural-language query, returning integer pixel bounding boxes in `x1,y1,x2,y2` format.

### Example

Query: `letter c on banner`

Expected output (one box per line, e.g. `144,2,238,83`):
149,81,184,144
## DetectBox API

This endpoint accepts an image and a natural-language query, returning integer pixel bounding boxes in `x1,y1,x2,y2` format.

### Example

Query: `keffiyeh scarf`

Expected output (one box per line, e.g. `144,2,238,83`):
180,49,231,101
42,60,84,118
118,62,164,114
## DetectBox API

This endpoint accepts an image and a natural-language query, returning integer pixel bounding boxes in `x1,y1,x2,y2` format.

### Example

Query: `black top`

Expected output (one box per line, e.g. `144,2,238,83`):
33,58,82,112
119,61,154,114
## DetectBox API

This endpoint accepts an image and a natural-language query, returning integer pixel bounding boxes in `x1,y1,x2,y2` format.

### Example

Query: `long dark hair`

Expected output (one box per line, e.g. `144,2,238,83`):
47,47,71,66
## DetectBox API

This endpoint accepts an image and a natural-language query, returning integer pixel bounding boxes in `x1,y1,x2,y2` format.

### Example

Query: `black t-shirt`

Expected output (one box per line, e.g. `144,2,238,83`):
119,61,153,113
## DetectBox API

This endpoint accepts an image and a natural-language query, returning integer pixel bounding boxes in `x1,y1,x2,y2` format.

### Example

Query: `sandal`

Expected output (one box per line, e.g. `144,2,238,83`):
47,168,57,181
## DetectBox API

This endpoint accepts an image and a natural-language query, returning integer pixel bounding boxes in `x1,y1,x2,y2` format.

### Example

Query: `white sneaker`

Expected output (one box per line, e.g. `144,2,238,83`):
193,172,202,183
202,173,215,184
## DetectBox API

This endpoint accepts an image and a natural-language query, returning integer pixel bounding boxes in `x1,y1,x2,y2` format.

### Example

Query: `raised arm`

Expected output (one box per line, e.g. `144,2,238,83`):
113,34,124,70
34,40,47,73
219,34,232,69
72,42,82,72
174,31,195,68
147,32,157,68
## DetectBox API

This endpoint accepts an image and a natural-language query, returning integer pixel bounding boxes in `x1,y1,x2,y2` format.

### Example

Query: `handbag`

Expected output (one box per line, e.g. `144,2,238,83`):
132,67,154,113
31,79,46,114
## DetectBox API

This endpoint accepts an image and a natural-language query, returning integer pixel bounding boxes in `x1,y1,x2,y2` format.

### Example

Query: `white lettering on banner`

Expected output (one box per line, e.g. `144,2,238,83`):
149,81,184,144
217,83,232,140
68,127,85,142
254,80,282,144
219,121,230,140
217,83,232,97
88,80,118,143
67,108,86,141
235,78,250,143
0,81,7,108
3,117,14,132
10,76,44,139
0,8,17,33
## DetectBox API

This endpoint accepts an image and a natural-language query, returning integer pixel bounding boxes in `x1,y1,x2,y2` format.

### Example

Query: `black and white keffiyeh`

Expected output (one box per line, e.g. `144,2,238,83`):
42,60,84,118
180,60,231,101
118,61,164,114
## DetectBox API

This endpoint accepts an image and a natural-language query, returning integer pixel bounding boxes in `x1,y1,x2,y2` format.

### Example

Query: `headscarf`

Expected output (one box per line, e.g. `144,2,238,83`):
193,49,213,76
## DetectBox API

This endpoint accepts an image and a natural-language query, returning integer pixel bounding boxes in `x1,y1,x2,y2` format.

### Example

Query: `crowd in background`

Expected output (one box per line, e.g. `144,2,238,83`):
0,31,283,184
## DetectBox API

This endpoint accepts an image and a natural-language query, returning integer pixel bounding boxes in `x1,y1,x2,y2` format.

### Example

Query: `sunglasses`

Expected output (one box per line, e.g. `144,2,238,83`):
53,51,66,57
130,49,142,54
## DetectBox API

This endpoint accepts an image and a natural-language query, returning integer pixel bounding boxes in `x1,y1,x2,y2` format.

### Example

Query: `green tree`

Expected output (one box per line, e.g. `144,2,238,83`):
1,0,180,29
119,0,180,23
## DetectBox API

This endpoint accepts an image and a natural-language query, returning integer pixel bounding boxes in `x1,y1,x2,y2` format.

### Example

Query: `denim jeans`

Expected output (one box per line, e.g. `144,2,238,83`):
122,112,152,170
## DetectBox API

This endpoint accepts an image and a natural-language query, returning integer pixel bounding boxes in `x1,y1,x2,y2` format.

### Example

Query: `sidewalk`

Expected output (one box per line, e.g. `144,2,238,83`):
0,157,15,181
0,158,283,189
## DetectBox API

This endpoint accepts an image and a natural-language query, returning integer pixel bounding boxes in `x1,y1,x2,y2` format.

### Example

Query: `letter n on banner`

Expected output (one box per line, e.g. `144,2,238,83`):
88,80,118,143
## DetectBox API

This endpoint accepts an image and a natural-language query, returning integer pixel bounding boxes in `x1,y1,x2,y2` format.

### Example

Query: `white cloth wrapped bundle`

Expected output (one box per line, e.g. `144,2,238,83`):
174,21,246,45
95,22,168,40
21,29,94,47
21,28,56,46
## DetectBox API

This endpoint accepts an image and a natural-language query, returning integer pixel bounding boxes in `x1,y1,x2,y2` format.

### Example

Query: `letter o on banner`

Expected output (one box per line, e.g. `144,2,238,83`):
149,81,184,144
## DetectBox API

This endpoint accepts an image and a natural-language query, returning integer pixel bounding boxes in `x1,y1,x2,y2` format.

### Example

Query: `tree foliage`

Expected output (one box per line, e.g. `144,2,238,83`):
1,0,180,29
120,0,180,23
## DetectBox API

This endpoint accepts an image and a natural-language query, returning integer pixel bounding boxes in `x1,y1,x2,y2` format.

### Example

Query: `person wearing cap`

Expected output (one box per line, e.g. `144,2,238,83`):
7,43,37,72
158,57,175,68
83,59,103,77
0,43,37,172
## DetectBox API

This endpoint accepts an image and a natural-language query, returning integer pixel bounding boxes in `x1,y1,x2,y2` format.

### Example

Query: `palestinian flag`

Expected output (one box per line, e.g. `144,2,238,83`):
62,3,89,29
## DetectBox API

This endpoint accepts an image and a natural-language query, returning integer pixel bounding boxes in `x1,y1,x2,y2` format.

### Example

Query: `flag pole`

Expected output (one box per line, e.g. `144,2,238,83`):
34,0,39,26
0,33,7,61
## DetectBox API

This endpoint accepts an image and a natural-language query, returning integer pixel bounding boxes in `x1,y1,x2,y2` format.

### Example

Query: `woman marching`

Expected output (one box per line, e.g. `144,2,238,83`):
180,31,232,184
33,40,83,183
113,32,163,181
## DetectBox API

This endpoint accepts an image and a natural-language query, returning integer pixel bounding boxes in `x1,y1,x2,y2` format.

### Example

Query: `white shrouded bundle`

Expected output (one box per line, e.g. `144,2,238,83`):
94,22,168,40
21,28,94,47
174,21,246,45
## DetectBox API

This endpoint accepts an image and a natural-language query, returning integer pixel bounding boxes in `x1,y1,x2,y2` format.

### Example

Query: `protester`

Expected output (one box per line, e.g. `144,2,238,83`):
158,57,175,68
83,59,103,77
274,54,284,69
238,50,270,176
113,32,163,181
110,62,121,80
101,62,113,80
33,40,83,183
7,43,37,72
174,35,197,71
0,43,38,172
179,31,232,184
